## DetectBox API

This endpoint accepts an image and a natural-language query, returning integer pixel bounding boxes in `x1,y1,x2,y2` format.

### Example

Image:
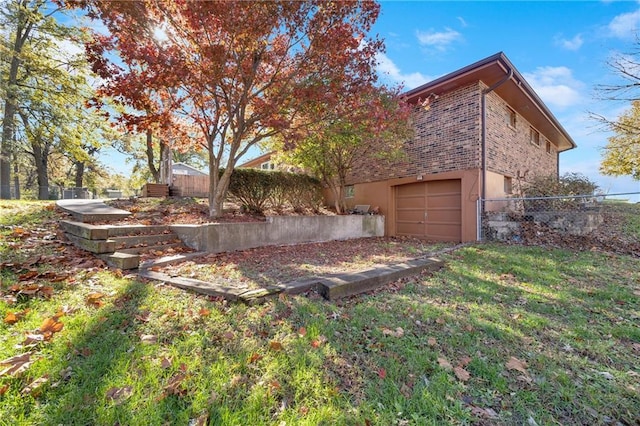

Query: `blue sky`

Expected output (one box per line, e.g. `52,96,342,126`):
371,0,640,199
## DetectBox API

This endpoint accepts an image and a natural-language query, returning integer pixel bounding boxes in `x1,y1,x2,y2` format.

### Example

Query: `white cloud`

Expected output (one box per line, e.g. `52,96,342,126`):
376,52,434,89
415,28,462,51
607,9,640,39
457,17,468,28
523,66,584,109
555,34,583,51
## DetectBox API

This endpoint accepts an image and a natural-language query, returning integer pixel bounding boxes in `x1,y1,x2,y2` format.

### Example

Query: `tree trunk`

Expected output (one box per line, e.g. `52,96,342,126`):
1,2,34,199
32,144,49,200
146,128,160,183
12,152,20,199
74,160,85,188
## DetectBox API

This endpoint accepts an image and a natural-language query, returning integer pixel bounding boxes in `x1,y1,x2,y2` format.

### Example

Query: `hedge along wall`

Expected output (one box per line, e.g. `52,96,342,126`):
171,168,324,213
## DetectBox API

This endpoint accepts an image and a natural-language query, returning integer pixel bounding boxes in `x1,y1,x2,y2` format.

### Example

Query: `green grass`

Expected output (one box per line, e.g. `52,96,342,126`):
0,202,639,425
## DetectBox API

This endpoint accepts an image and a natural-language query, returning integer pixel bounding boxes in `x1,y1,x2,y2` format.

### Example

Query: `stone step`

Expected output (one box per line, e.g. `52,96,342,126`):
110,234,180,250
60,220,109,240
117,242,185,256
99,252,141,270
106,224,172,237
64,233,116,254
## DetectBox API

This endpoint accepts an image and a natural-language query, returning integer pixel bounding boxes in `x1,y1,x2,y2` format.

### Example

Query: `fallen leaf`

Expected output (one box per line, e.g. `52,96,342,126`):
435,317,445,325
4,312,18,324
297,327,307,337
223,331,234,340
198,307,210,317
505,356,528,375
269,341,284,351
311,335,327,348
454,366,471,382
40,317,63,334
191,414,208,426
140,334,157,344
164,373,187,396
382,327,404,338
21,375,49,396
269,380,281,390
86,292,105,308
378,368,386,379
0,352,33,377
160,357,172,369
458,356,472,367
0,384,8,395
248,353,262,364
106,386,133,403
18,271,38,281
427,337,437,346
438,357,453,371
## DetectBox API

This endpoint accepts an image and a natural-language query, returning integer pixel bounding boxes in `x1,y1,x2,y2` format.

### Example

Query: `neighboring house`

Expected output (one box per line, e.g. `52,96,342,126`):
332,52,576,242
238,152,277,171
171,162,208,176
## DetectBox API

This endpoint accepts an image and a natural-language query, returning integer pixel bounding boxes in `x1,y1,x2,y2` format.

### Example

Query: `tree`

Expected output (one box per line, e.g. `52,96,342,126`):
593,46,640,180
75,0,385,217
598,100,640,179
275,86,413,213
1,0,106,199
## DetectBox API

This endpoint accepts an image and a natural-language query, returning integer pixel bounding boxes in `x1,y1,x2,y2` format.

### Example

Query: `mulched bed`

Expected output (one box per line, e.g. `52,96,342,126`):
158,237,453,289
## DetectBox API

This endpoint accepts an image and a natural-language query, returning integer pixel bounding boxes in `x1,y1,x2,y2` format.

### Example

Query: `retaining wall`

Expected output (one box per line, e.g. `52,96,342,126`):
171,215,385,253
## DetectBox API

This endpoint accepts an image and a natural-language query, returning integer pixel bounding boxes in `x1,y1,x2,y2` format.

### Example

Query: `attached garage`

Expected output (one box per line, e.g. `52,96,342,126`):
395,179,462,242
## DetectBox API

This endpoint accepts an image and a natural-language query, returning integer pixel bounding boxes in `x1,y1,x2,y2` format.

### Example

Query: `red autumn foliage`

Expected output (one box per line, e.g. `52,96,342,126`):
70,0,388,218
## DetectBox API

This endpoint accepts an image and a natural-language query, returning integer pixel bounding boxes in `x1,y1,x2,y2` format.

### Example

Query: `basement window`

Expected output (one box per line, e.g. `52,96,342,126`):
504,176,513,195
529,127,540,147
344,185,355,199
506,107,517,128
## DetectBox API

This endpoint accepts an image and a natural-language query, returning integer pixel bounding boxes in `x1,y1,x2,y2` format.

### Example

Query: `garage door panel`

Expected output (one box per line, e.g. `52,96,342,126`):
395,179,462,242
396,209,424,222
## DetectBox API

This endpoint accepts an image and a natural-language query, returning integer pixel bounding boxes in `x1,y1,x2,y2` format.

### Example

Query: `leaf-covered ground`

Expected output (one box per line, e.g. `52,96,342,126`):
1,200,639,425
159,238,453,289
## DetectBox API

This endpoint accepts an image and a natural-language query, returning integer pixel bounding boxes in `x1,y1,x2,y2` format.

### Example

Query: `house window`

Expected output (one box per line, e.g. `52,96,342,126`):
504,176,513,195
529,127,540,147
506,107,516,128
260,161,275,171
344,185,355,199
545,140,552,154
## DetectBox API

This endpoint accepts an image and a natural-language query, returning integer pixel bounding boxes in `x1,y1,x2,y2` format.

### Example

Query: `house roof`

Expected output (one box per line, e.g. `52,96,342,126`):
403,52,576,152
172,162,207,175
238,152,274,168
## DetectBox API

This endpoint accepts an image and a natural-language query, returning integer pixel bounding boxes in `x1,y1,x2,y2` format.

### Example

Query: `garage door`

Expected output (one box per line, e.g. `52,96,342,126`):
395,179,462,242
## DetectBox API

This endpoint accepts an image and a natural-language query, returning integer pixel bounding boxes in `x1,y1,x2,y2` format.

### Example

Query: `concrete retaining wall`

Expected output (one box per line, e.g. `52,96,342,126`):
171,215,385,253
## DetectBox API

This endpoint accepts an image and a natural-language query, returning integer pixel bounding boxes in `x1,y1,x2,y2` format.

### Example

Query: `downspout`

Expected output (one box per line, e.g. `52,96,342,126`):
481,67,513,203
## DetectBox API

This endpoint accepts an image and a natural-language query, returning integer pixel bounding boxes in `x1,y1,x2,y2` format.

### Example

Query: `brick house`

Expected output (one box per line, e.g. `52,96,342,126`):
327,52,576,242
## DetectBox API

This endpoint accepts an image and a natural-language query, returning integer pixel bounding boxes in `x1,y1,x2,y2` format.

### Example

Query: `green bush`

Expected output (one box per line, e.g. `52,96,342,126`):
522,173,599,211
227,168,323,214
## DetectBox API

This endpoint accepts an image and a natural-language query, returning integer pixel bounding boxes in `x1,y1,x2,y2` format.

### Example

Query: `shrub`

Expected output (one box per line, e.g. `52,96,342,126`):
521,173,599,211
227,168,323,214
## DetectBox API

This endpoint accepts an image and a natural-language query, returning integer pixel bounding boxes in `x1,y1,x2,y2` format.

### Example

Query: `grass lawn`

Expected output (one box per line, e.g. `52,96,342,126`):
1,201,639,425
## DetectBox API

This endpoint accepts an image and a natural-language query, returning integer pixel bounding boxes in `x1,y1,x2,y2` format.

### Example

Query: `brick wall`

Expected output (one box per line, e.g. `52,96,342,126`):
348,82,482,184
347,81,558,187
484,89,558,183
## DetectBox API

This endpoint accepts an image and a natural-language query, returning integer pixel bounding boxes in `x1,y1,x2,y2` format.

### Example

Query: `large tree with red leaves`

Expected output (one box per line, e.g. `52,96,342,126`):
71,0,386,217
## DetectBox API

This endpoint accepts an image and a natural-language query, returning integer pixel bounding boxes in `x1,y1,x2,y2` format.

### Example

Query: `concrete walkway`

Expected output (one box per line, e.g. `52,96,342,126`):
56,199,131,222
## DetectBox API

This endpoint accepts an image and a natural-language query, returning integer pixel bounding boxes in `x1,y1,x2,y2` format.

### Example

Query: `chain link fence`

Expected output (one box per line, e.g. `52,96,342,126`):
479,193,640,255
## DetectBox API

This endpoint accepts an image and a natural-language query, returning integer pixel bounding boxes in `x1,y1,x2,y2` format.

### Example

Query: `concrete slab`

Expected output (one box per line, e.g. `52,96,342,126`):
60,220,110,240
56,199,131,223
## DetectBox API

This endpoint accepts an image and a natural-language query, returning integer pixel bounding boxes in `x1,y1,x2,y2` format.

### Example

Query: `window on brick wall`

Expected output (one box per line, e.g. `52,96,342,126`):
545,139,552,154
506,107,516,128
504,176,513,194
529,127,540,147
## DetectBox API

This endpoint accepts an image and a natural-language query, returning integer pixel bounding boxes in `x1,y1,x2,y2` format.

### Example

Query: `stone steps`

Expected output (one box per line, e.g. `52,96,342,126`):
60,220,190,270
